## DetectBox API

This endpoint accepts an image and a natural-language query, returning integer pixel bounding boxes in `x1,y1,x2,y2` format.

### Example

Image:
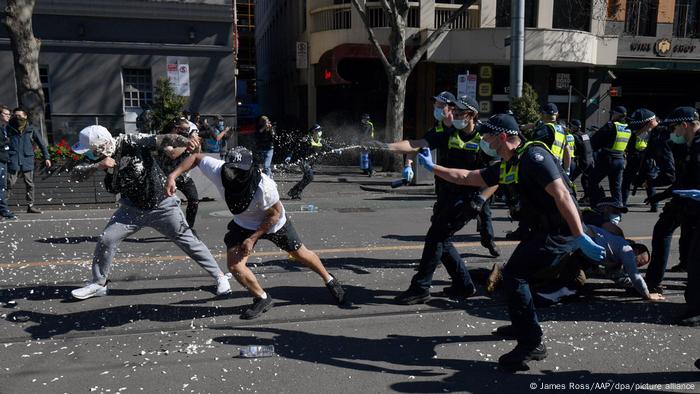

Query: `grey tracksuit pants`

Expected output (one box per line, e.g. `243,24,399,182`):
91,196,223,285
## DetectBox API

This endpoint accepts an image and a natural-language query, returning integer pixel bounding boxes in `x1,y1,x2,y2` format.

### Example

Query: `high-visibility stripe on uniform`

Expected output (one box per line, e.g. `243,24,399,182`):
447,131,481,152
499,141,553,185
566,133,576,158
310,137,322,148
548,123,567,162
609,122,631,152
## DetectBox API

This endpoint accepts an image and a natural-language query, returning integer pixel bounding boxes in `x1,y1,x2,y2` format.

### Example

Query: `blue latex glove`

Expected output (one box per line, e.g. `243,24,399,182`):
672,189,700,201
575,233,606,262
284,156,292,164
416,148,434,172
402,165,414,182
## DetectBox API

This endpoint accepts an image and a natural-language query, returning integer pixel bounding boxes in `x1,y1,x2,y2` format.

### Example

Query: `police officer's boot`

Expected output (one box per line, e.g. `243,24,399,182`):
498,342,547,371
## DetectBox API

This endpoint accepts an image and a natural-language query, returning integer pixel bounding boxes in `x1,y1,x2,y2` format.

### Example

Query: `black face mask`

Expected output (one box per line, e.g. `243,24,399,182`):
220,165,262,214
9,117,27,132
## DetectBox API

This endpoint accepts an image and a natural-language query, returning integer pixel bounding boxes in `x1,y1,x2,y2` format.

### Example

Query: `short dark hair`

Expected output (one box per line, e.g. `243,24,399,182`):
628,241,650,258
12,107,26,115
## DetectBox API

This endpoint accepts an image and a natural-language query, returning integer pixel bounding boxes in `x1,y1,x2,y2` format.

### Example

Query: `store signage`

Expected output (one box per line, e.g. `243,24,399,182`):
629,42,651,52
555,73,571,90
654,39,672,57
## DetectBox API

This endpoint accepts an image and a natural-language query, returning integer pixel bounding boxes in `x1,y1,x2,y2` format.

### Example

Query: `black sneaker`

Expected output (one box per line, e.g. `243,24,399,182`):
27,205,42,214
648,285,664,295
326,275,346,305
240,296,274,320
669,264,686,273
481,240,501,257
498,342,547,371
394,287,430,305
492,325,518,339
440,285,477,300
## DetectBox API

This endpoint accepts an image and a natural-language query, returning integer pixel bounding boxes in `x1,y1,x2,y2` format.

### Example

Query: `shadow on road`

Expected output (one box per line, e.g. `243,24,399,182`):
36,236,171,244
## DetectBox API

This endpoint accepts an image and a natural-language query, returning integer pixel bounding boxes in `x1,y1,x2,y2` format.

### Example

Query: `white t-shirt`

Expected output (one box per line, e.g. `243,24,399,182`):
198,156,286,232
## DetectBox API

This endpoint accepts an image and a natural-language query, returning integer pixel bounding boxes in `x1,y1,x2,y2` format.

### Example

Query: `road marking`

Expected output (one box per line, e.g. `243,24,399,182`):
0,234,667,270
1,217,112,224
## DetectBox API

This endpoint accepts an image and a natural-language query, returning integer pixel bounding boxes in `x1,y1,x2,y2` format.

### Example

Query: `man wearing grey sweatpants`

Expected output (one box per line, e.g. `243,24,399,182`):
69,125,230,300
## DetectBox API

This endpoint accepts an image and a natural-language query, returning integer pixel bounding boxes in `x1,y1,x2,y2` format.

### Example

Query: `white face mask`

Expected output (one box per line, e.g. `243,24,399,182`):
479,138,498,158
609,214,622,225
453,119,467,130
433,107,445,122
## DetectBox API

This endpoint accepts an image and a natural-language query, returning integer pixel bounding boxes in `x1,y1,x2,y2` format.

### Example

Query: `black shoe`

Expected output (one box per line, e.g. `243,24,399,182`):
669,264,686,273
695,358,700,370
492,325,518,339
439,285,477,300
326,275,346,305
498,342,547,371
27,205,42,214
649,206,658,213
394,288,430,305
240,296,274,320
505,228,525,241
481,240,501,257
648,285,664,295
677,311,700,327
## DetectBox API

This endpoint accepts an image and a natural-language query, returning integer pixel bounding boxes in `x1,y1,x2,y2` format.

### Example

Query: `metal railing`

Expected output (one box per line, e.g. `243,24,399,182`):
311,4,352,32
434,5,480,30
367,5,419,28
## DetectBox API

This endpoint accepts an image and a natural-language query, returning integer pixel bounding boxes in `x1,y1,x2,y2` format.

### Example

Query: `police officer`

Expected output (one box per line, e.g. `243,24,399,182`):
380,95,499,304
359,114,375,176
621,109,657,211
588,106,630,206
644,108,700,321
286,124,339,199
431,91,456,196
521,103,572,171
568,119,594,196
415,113,605,371
0,105,17,220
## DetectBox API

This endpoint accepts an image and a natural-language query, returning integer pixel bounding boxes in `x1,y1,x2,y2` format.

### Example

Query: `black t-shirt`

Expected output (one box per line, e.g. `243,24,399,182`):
481,145,573,234
530,121,555,147
424,126,486,196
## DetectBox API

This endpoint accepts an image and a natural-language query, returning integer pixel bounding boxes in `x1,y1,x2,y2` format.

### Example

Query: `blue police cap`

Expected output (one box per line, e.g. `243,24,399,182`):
482,113,520,135
662,106,699,125
612,106,627,115
433,91,456,105
453,95,479,113
627,108,656,130
541,103,558,115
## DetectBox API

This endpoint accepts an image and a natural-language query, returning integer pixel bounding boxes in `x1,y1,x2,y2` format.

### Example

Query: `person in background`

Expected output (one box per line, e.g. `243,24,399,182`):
201,115,231,156
6,107,51,214
0,105,17,220
254,115,275,177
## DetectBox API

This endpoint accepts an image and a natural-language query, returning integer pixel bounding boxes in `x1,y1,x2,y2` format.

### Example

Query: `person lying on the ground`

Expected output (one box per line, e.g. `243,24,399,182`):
165,147,346,320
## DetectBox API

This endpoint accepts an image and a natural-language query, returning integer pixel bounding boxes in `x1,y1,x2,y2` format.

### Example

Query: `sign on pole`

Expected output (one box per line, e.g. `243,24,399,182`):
457,74,467,97
166,56,191,96
296,42,308,69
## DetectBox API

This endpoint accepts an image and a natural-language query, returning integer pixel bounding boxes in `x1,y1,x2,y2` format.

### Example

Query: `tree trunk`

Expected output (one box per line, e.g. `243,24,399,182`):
3,0,47,142
383,73,408,172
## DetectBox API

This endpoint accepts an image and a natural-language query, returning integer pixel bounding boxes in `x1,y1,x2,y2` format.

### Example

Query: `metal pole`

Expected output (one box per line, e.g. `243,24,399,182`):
509,0,525,99
567,85,572,123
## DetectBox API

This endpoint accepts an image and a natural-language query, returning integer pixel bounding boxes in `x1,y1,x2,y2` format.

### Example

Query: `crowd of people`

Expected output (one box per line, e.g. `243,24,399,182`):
1,96,696,372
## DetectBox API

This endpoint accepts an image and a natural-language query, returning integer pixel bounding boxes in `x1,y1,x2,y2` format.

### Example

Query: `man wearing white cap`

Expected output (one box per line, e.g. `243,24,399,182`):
69,125,231,300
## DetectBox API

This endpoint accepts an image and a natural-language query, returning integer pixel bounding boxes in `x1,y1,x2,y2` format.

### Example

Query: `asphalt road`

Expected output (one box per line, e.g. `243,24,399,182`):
0,167,697,393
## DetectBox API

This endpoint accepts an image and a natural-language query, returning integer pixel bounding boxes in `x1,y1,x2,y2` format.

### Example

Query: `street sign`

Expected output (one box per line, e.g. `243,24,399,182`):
296,42,308,69
504,36,511,47
166,56,190,96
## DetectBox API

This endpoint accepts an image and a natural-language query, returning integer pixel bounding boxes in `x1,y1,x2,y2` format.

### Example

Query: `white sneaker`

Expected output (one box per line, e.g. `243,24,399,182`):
71,282,108,300
216,275,231,296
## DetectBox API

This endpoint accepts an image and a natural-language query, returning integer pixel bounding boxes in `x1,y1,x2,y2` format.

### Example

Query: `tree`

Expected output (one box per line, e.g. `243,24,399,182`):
151,78,186,134
2,0,46,140
350,0,477,170
509,82,540,125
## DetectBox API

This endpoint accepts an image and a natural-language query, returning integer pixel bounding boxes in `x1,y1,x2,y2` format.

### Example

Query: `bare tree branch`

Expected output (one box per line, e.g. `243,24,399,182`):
408,0,478,70
351,0,392,72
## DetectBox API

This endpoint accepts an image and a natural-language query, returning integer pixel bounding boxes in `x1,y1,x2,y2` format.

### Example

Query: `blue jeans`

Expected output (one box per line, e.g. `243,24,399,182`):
410,192,477,292
502,232,574,346
0,162,13,217
255,149,274,177
588,151,625,206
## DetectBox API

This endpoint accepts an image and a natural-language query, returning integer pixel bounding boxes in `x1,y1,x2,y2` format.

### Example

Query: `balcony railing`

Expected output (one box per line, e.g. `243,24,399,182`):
311,4,351,33
434,4,480,30
367,5,419,28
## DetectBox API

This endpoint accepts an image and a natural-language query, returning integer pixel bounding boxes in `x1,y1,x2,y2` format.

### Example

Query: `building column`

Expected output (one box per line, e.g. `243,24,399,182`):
537,0,553,29
479,0,496,28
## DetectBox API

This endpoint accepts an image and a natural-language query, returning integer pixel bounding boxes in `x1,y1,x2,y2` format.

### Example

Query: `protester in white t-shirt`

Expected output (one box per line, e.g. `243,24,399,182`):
165,147,346,320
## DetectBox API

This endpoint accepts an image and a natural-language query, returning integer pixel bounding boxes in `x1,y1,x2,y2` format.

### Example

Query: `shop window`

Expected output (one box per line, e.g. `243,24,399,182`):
496,0,538,28
552,0,591,32
624,0,658,37
674,0,699,38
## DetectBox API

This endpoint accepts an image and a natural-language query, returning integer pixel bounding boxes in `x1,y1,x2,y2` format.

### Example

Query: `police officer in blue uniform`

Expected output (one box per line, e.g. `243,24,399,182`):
415,113,606,370
621,109,658,211
568,119,594,200
381,95,499,304
588,106,630,206
286,124,339,200
644,108,700,325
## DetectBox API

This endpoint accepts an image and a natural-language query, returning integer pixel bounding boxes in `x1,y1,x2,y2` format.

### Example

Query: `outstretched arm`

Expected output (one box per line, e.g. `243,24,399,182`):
165,153,205,196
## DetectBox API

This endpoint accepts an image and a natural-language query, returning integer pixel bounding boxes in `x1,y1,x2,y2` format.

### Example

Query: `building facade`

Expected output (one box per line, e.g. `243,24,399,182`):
256,0,700,139
0,0,237,144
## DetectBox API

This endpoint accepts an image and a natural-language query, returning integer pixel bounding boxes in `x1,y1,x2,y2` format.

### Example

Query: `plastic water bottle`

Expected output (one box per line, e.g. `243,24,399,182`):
239,345,275,358
360,152,369,170
300,204,318,212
